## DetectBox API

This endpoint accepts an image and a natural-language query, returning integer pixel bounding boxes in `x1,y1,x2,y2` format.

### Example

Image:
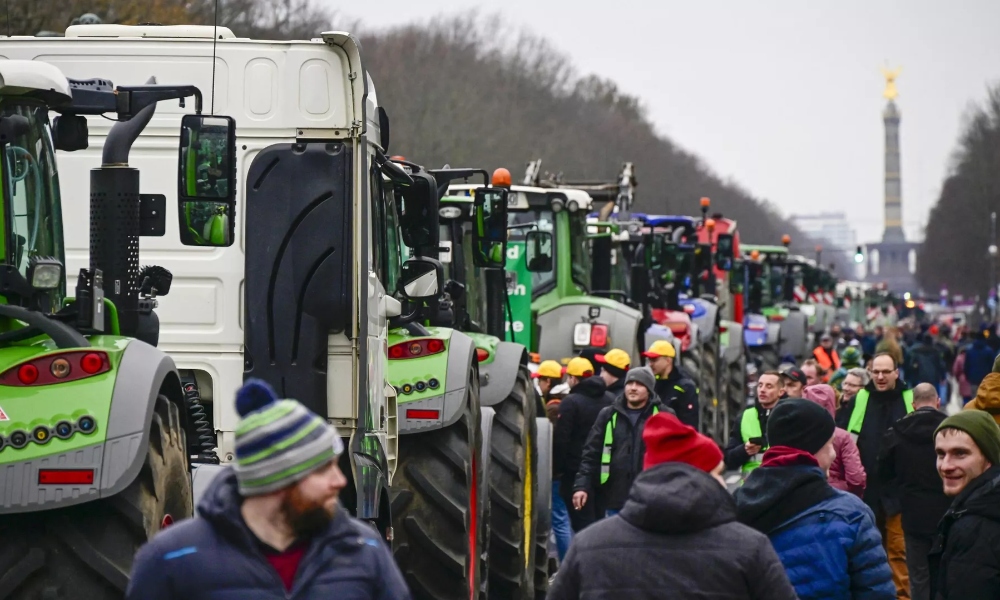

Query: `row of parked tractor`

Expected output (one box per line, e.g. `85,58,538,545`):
0,23,903,600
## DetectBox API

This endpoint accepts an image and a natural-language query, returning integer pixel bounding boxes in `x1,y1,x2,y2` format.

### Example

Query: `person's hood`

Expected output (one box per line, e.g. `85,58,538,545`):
619,462,735,534
950,465,1000,522
892,407,947,443
803,384,837,418
970,373,1000,410
197,467,357,549
571,375,608,399
735,447,837,534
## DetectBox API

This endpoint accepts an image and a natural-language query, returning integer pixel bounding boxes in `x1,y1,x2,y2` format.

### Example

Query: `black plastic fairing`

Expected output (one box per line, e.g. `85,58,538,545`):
243,143,353,417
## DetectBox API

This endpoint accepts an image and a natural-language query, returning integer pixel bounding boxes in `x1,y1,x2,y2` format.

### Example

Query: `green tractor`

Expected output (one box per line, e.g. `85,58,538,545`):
0,61,234,597
740,242,809,369
385,163,549,599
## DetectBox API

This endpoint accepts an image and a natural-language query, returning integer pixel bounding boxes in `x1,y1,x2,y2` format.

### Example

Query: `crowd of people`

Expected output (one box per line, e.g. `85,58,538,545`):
120,319,1000,599
541,320,1000,599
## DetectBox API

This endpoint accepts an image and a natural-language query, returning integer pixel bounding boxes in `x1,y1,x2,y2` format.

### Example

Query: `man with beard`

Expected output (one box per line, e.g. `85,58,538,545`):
126,380,409,599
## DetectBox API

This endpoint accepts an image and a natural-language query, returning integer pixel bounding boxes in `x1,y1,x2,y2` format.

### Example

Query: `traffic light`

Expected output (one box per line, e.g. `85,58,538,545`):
854,245,864,264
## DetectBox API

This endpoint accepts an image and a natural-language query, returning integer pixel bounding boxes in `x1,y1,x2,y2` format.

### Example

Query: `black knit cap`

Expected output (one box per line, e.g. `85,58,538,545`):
766,399,836,455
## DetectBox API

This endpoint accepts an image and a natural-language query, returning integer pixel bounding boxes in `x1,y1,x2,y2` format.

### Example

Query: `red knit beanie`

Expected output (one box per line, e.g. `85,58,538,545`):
643,413,723,472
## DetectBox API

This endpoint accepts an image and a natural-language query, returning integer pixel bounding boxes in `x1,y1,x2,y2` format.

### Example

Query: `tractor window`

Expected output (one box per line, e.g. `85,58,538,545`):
568,213,592,292
1,103,64,292
509,208,554,295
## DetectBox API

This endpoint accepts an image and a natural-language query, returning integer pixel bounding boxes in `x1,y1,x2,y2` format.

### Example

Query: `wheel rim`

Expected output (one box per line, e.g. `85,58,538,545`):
469,450,478,600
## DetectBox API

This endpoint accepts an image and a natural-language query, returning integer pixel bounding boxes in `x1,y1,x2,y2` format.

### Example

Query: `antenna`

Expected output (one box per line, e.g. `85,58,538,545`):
210,0,220,114
6,0,10,37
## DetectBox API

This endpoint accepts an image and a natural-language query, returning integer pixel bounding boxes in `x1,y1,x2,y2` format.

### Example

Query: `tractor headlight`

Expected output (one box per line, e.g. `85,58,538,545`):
551,197,565,213
27,257,64,290
567,200,580,213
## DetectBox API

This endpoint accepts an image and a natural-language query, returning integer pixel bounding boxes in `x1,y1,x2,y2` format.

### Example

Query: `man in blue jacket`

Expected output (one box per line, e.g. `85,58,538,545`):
126,380,409,599
735,399,894,600
964,326,996,399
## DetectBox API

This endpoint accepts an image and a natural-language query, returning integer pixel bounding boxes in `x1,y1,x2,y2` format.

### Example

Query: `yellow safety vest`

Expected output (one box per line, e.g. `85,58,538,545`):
600,406,659,485
740,407,767,474
848,388,914,441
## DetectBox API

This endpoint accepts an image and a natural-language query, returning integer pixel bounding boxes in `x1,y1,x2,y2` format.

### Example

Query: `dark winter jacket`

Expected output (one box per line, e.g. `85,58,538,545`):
573,394,671,512
929,465,1000,599
734,449,895,600
125,468,409,600
724,402,774,471
550,463,798,600
877,407,951,538
964,339,995,385
854,381,911,515
653,367,699,430
553,376,613,480
907,341,946,386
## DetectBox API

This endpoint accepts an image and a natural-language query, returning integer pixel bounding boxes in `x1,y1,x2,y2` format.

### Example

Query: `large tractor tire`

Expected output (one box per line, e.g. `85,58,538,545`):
392,372,487,600
701,330,722,442
751,345,780,372
488,366,538,600
532,417,553,599
0,395,192,599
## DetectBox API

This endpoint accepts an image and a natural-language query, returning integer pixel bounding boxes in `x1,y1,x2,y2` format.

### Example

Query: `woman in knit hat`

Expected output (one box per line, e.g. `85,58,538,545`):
126,380,410,600
550,413,797,600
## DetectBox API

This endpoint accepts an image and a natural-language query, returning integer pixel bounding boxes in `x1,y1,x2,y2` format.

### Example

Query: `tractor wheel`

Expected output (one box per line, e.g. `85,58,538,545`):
0,395,192,599
701,331,721,442
725,355,747,445
392,372,487,600
488,366,537,600
753,346,780,372
532,417,553,599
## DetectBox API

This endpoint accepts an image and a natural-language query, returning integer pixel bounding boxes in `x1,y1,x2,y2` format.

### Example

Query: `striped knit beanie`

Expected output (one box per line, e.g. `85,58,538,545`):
233,379,344,496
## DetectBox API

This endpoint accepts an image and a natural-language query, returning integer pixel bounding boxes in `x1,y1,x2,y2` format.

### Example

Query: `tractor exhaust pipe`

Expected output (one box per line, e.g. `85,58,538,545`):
89,76,157,336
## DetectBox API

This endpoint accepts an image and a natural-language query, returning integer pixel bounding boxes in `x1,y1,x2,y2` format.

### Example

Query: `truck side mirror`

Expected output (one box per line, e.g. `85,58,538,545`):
715,233,734,271
396,172,439,250
398,257,444,300
525,230,553,273
177,114,237,247
472,187,508,268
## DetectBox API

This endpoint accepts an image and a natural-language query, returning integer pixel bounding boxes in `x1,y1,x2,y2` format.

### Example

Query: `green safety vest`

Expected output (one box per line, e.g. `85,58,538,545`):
600,406,660,484
740,407,767,474
847,388,914,440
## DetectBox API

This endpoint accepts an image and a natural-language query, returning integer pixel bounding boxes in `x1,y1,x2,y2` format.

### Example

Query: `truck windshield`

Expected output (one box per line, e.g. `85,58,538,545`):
1,102,65,295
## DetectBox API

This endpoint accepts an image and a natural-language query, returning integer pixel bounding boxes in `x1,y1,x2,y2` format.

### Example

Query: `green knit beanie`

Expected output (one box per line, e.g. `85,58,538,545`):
992,353,1000,374
936,410,1000,466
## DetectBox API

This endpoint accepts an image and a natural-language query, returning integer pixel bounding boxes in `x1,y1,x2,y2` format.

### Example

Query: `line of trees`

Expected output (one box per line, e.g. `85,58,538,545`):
917,85,1000,297
7,2,842,270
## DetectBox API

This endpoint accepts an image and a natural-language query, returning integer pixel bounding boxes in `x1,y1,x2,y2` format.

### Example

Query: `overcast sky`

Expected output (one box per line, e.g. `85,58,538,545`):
333,0,1000,245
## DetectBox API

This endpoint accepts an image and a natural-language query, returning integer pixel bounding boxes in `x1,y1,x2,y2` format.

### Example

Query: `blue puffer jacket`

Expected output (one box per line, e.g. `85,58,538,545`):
125,468,410,600
735,461,894,600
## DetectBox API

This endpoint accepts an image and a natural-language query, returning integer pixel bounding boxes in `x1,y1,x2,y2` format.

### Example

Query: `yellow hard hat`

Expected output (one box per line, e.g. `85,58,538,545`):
595,348,631,370
532,360,565,379
566,357,595,377
642,340,676,359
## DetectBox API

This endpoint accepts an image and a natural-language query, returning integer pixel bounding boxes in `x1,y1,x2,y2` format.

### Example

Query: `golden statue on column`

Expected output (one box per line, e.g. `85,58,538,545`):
881,66,901,100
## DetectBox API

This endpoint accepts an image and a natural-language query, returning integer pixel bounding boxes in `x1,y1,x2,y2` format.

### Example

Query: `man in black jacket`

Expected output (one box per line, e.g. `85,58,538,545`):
847,353,913,597
878,383,950,600
573,367,671,519
643,339,699,429
553,356,607,531
929,410,1000,598
550,413,797,600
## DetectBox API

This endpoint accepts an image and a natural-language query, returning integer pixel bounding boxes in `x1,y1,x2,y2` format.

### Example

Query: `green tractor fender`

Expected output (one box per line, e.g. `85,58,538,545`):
0,340,184,513
477,340,528,407
394,330,477,434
